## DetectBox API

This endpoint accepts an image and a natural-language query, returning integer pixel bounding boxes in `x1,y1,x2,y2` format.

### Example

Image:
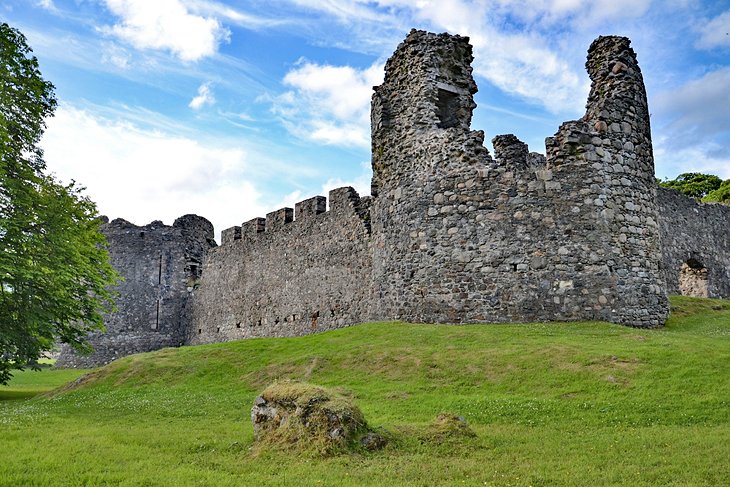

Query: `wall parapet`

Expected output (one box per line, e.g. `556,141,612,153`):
218,187,371,248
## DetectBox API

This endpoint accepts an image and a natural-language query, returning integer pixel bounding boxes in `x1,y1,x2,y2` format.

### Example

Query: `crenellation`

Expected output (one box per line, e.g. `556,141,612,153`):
295,196,327,220
188,185,372,346
329,186,370,222
242,217,266,235
266,208,294,230
221,226,241,244
329,187,357,211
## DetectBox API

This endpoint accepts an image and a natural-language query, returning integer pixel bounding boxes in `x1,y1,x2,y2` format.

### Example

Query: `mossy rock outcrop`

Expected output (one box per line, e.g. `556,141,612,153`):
251,382,385,454
423,412,477,442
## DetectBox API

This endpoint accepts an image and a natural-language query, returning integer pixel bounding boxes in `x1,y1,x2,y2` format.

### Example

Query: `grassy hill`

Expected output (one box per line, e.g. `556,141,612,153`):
1,296,729,486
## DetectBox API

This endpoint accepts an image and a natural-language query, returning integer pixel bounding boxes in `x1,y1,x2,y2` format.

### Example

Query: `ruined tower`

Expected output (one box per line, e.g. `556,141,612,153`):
56,215,215,367
369,30,668,326
556,35,669,325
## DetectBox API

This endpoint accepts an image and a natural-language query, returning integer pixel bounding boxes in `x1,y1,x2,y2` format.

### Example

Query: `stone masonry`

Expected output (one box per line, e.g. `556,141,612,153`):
188,188,372,345
657,187,730,298
56,215,215,367
58,30,730,366
368,31,667,326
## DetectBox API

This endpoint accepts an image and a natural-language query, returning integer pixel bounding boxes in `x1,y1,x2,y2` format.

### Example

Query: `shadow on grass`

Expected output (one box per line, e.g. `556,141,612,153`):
0,390,41,401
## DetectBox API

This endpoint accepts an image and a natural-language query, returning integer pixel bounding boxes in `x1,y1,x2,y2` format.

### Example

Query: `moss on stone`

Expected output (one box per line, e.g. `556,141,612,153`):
251,381,372,455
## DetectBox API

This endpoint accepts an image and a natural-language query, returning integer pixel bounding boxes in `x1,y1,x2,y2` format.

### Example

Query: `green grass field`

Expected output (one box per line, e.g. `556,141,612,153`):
1,296,729,486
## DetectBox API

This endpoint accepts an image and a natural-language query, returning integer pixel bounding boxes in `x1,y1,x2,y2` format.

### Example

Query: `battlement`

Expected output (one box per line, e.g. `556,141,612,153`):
190,186,372,345
295,196,327,220
219,187,370,246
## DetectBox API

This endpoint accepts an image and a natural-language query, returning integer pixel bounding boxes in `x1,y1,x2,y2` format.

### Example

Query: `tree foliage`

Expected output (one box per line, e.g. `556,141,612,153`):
1,22,118,384
702,179,730,204
659,172,722,199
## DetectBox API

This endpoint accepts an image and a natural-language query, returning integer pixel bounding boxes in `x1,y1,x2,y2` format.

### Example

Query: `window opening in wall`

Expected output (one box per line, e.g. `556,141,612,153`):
436,88,460,129
140,231,145,238
186,260,201,279
158,254,162,284
679,258,709,298
511,263,518,272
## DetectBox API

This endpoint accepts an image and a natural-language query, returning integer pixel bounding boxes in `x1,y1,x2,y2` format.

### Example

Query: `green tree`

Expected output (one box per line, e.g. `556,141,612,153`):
702,179,730,204
1,22,118,384
659,172,722,199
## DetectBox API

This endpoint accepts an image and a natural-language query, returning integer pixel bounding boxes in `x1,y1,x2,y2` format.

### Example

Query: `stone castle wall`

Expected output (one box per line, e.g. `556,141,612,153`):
657,187,730,298
187,188,372,345
368,31,667,327
56,215,215,367
57,30,729,366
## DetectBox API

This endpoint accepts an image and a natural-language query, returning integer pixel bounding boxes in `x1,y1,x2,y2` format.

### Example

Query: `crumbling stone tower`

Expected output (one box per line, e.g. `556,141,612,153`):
556,36,668,325
56,215,215,366
369,30,668,326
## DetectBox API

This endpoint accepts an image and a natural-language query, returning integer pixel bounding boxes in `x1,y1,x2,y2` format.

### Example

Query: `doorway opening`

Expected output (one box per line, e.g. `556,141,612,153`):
678,258,709,298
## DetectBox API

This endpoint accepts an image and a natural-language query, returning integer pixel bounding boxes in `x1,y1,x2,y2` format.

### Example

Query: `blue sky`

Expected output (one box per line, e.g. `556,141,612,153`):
3,0,729,240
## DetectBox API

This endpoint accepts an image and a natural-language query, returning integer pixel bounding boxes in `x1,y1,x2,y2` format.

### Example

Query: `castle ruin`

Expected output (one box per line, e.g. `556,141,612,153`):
57,30,730,367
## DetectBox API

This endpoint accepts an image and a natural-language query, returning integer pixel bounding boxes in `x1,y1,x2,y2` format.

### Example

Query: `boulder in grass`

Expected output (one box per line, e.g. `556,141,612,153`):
422,412,477,443
251,381,385,454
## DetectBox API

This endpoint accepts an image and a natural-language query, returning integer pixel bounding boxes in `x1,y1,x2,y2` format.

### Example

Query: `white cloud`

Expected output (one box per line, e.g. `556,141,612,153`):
189,83,215,110
184,0,291,29
100,42,132,69
471,30,587,113
40,105,268,242
286,0,395,24
271,61,384,147
653,67,730,140
274,190,304,211
654,140,730,180
101,0,230,61
652,67,730,179
280,0,666,114
36,0,56,10
281,0,591,113
696,10,730,49
567,0,651,28
379,0,651,29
